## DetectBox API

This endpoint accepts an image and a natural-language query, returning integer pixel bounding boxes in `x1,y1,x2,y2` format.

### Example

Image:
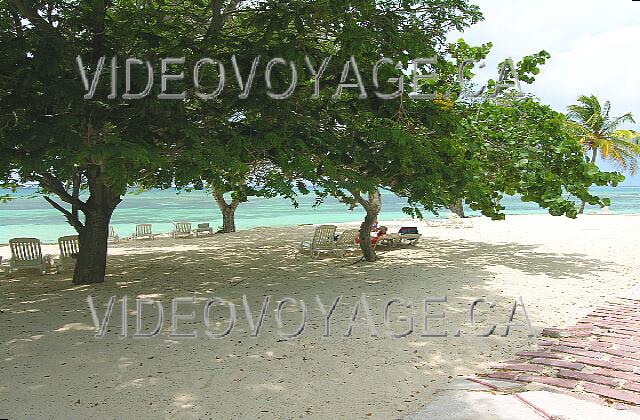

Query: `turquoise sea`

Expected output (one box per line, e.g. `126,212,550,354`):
1,186,639,244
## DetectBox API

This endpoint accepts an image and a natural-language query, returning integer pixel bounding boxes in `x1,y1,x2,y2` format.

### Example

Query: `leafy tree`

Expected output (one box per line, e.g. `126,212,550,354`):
0,0,185,283
457,97,623,218
167,0,485,240
567,95,640,213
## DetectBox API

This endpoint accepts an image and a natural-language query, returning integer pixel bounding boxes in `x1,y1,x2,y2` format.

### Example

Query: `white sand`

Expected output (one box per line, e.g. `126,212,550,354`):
1,214,639,419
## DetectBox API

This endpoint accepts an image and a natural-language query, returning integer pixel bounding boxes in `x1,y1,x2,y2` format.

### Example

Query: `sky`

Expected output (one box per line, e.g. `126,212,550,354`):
451,0,640,185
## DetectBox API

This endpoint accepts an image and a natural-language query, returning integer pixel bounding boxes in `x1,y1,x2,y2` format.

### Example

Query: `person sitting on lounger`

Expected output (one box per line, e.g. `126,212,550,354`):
356,226,387,245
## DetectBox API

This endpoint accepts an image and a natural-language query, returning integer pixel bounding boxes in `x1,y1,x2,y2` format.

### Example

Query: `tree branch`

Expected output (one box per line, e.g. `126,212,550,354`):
13,0,58,36
43,196,85,232
36,172,88,211
205,0,241,38
212,184,230,209
71,173,81,221
348,189,370,211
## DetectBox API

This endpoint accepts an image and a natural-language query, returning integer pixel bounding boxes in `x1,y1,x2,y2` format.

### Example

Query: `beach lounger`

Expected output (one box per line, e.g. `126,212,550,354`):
446,214,474,228
397,226,422,245
55,235,79,273
378,233,402,247
399,233,422,245
195,223,214,237
7,238,48,275
335,229,360,256
172,221,193,239
298,225,337,258
134,224,154,240
108,225,120,243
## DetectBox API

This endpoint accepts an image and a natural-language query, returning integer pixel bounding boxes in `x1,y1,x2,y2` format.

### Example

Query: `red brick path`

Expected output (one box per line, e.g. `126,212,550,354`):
480,297,640,411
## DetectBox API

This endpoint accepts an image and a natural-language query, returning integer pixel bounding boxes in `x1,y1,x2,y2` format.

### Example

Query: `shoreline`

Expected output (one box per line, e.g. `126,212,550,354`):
4,212,640,248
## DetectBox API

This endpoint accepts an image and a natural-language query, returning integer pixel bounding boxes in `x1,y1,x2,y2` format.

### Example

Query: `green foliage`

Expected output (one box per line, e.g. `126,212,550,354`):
457,97,622,219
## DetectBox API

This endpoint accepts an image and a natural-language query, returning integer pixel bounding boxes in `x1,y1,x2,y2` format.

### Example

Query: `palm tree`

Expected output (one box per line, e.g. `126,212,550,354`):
567,95,640,213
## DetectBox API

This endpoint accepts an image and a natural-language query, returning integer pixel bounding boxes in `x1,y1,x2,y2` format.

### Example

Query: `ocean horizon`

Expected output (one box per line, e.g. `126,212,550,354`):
1,186,639,244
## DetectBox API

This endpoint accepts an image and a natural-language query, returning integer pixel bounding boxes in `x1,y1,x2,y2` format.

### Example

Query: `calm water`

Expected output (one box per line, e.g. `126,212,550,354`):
1,187,638,243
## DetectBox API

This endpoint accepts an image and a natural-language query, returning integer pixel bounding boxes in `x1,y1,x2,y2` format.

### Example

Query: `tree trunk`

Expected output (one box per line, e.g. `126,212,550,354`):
579,148,599,215
212,187,241,233
73,206,113,284
72,169,121,284
449,198,465,218
221,205,237,233
359,210,377,262
577,200,587,215
351,189,382,262
40,167,121,284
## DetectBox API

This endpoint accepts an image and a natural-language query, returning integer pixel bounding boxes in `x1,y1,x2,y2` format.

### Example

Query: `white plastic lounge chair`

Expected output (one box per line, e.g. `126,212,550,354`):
195,223,214,237
172,221,193,239
598,206,612,215
378,233,402,247
446,213,465,228
446,214,473,228
108,225,120,243
56,235,79,273
7,238,48,275
335,229,360,257
425,219,446,227
298,225,337,258
134,224,154,240
395,227,422,245
399,233,422,245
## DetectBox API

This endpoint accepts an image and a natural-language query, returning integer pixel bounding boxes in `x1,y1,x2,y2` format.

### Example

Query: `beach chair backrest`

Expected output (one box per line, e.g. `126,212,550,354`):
58,235,80,258
175,222,192,233
9,238,43,263
136,224,152,236
312,225,337,248
197,223,210,230
337,229,359,247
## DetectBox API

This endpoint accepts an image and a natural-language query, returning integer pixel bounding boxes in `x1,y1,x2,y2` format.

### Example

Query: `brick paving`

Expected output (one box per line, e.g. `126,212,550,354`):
480,296,640,412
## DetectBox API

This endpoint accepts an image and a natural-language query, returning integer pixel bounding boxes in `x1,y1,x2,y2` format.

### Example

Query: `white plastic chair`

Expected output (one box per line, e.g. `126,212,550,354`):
172,221,193,239
298,225,337,258
8,238,48,275
447,214,473,228
195,222,214,237
335,229,360,257
134,224,154,240
108,225,120,243
56,235,79,273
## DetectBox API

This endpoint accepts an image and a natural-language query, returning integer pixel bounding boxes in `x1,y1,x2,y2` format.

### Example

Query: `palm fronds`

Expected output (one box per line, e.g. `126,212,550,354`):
567,95,639,174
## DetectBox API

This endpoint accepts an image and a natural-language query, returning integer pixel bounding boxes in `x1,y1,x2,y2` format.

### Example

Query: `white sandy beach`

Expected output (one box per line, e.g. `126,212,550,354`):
1,214,639,419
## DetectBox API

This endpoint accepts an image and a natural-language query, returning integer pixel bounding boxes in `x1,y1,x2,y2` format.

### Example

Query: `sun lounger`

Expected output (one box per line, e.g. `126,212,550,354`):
399,233,421,244
447,214,473,228
396,227,422,245
195,223,214,237
56,235,79,273
425,219,446,227
108,225,120,243
7,238,48,275
298,225,337,258
172,221,193,239
335,229,360,256
378,232,402,247
134,224,154,240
